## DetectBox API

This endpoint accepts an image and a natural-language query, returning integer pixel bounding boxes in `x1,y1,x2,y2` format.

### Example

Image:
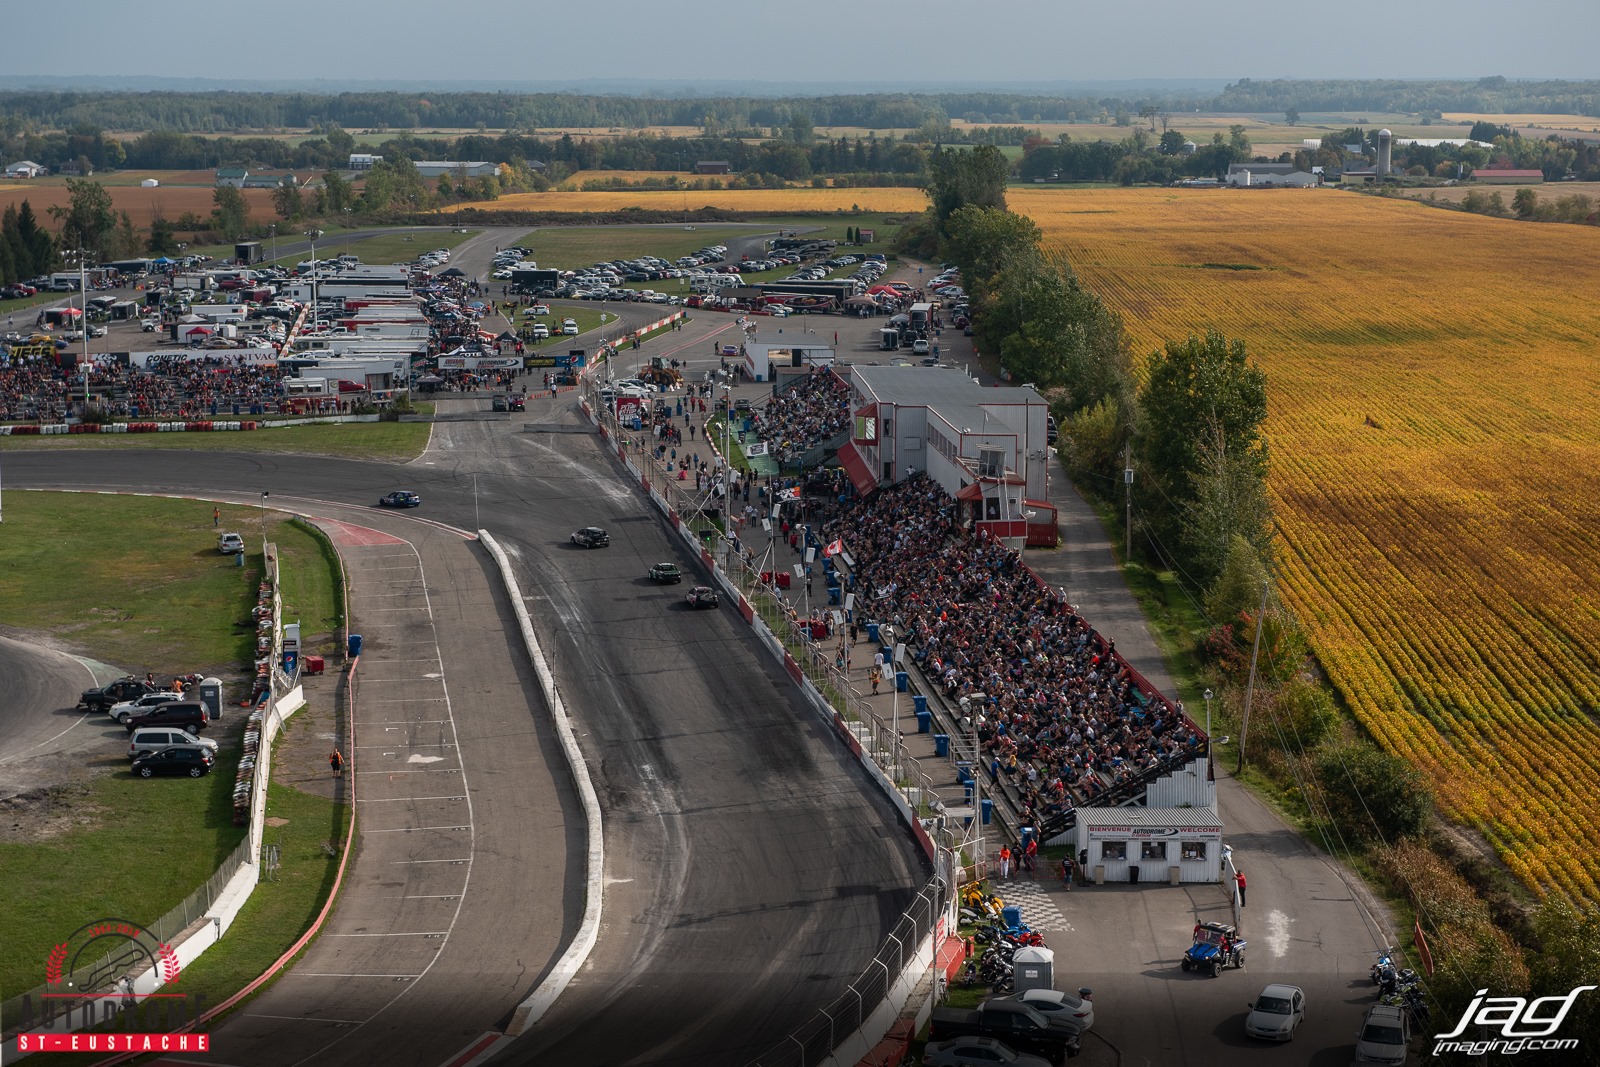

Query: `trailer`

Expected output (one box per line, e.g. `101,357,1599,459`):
511,268,563,291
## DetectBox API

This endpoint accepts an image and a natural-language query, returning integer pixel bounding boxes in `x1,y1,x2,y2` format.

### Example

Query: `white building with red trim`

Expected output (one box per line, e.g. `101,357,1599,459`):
835,365,1058,546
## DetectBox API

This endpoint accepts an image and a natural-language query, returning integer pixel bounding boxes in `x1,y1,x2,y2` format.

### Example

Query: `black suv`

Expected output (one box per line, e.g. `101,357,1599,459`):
132,748,214,779
79,676,159,713
123,702,210,735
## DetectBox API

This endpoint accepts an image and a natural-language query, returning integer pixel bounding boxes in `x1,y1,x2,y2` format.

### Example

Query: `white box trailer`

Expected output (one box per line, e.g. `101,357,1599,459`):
188,305,250,324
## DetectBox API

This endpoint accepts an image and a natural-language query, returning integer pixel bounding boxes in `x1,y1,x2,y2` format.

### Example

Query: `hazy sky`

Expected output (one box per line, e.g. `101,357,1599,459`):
7,0,1596,84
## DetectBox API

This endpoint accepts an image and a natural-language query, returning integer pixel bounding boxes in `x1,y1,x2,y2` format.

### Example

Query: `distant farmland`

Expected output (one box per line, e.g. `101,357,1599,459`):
0,181,279,229
1012,185,1600,904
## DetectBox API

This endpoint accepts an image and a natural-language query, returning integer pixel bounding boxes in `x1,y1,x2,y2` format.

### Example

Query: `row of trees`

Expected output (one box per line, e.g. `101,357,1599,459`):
6,81,1600,139
0,201,57,287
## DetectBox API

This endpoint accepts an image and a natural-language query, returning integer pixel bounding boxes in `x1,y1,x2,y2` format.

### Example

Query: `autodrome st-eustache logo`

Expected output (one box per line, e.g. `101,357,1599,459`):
1433,985,1596,1057
12,917,212,1055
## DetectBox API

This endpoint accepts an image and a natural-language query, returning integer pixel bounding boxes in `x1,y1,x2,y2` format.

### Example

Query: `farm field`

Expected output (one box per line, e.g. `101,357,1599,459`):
447,186,927,214
1393,180,1600,205
1442,112,1600,130
506,214,904,271
1011,185,1600,903
0,181,279,229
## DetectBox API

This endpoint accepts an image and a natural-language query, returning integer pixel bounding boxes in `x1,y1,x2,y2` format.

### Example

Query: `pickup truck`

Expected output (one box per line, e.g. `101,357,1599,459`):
122,702,210,735
78,677,160,713
928,1000,1081,1062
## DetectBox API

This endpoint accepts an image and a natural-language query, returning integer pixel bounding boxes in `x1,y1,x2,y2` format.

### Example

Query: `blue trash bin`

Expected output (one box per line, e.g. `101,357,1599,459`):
348,633,363,658
1002,905,1022,930
956,761,974,785
867,623,881,643
981,798,993,825
896,670,908,693
964,780,975,805
1020,826,1036,851
915,710,932,734
913,694,928,716
934,733,949,757
828,587,841,605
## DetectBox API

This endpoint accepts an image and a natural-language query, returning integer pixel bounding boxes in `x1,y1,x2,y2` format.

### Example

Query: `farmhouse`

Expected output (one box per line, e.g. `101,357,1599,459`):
694,161,732,175
413,161,501,179
5,160,46,179
1226,162,1317,188
58,160,93,176
215,166,249,188
1473,167,1544,184
348,153,383,170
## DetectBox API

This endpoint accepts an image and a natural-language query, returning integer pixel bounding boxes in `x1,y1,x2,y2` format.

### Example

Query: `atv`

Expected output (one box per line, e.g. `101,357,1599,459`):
1181,921,1246,977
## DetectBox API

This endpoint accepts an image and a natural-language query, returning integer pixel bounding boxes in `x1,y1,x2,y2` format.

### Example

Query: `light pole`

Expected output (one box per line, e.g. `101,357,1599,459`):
1203,688,1213,742
1123,445,1134,562
66,248,92,415
305,229,323,334
269,223,277,266
259,491,269,546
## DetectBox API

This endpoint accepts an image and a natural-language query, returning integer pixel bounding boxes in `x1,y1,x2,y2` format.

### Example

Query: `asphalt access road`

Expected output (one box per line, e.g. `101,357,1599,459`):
7,445,930,1067
0,636,114,795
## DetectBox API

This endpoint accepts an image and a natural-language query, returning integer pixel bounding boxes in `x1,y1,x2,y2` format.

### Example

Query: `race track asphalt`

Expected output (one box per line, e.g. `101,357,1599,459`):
0,635,113,795
6,433,929,1066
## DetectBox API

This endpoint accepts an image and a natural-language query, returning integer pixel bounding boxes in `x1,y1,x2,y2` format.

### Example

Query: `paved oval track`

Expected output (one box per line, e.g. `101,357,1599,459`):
5,444,928,1065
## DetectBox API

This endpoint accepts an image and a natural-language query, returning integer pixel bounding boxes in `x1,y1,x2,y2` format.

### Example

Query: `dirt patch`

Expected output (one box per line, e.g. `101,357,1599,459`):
264,816,289,827
0,776,108,843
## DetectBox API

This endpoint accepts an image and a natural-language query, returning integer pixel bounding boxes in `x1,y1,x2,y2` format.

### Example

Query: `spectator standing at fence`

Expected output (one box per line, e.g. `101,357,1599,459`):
1024,835,1039,879
213,506,220,528
998,845,1012,879
329,749,344,777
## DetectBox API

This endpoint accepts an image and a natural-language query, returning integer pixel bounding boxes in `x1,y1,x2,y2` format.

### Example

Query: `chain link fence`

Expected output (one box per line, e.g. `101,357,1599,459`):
0,834,252,1037
745,879,946,1067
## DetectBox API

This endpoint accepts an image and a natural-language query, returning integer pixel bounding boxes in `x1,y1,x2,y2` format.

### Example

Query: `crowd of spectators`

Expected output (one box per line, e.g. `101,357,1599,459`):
749,367,850,465
0,353,305,421
817,472,1205,823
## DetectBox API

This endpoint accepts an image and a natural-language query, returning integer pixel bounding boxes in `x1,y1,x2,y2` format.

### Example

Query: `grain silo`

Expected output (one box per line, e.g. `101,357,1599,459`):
1377,129,1393,177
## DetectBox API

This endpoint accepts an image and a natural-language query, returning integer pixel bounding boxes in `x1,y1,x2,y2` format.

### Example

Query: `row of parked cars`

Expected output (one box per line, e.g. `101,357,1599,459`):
76,676,218,778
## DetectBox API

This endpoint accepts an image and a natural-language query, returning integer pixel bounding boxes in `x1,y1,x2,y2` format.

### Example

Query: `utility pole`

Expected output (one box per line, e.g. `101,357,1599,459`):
1237,581,1270,775
1123,444,1134,562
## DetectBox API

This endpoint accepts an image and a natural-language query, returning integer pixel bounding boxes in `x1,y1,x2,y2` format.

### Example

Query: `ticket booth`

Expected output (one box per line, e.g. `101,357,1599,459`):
1076,808,1224,886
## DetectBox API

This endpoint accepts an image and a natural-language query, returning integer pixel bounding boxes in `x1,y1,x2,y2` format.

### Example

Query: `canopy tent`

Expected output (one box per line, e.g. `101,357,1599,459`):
151,256,174,265
439,267,467,278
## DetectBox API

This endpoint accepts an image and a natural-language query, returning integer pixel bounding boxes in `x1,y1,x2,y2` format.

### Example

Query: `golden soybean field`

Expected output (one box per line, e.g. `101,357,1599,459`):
1011,186,1600,902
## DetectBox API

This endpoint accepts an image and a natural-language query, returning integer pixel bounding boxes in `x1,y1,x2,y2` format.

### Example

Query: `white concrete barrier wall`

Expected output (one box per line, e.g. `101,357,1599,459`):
478,531,607,1037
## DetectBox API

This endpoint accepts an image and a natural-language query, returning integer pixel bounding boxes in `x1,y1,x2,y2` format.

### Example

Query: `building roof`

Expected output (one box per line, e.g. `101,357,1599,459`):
216,166,249,177
1227,162,1299,174
6,160,44,170
1075,807,1224,830
1475,168,1545,178
851,366,1043,436
697,160,731,166
416,161,493,169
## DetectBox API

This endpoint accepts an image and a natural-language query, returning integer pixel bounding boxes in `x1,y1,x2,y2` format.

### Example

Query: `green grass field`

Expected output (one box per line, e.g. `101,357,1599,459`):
0,420,432,461
0,494,340,1003
508,223,768,271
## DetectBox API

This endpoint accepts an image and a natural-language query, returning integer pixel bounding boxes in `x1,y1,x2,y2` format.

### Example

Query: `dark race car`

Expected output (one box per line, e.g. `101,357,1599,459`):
649,562,683,584
378,491,422,508
685,585,720,609
571,527,610,548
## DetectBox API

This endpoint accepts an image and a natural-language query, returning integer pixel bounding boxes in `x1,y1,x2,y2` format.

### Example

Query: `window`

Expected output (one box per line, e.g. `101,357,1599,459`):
1140,840,1167,861
1101,841,1126,861
1180,841,1208,861
883,418,892,436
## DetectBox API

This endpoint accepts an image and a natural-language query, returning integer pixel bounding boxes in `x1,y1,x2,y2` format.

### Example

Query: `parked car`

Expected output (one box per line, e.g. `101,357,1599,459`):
923,1035,1053,1067
79,676,160,713
571,527,610,548
217,532,245,554
997,989,1094,1033
1243,984,1305,1042
913,338,931,356
123,701,210,735
108,692,185,725
131,747,214,779
378,491,421,508
1354,1002,1410,1064
129,726,218,761
685,585,720,609
649,562,683,584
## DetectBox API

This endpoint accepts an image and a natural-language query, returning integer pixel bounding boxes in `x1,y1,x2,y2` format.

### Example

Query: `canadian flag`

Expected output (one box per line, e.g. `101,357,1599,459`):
823,539,843,557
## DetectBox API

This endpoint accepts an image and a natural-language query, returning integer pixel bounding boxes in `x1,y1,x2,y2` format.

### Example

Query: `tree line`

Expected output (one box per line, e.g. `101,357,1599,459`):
5,79,1598,141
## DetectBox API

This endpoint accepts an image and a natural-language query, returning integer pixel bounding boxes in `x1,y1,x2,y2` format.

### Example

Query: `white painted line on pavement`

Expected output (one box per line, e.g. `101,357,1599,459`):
361,825,469,833
392,858,470,864
324,932,451,938
245,1013,371,1025
359,796,467,803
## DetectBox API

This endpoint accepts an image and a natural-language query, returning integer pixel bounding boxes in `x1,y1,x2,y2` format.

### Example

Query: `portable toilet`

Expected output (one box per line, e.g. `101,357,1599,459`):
1013,946,1055,993
196,677,224,720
